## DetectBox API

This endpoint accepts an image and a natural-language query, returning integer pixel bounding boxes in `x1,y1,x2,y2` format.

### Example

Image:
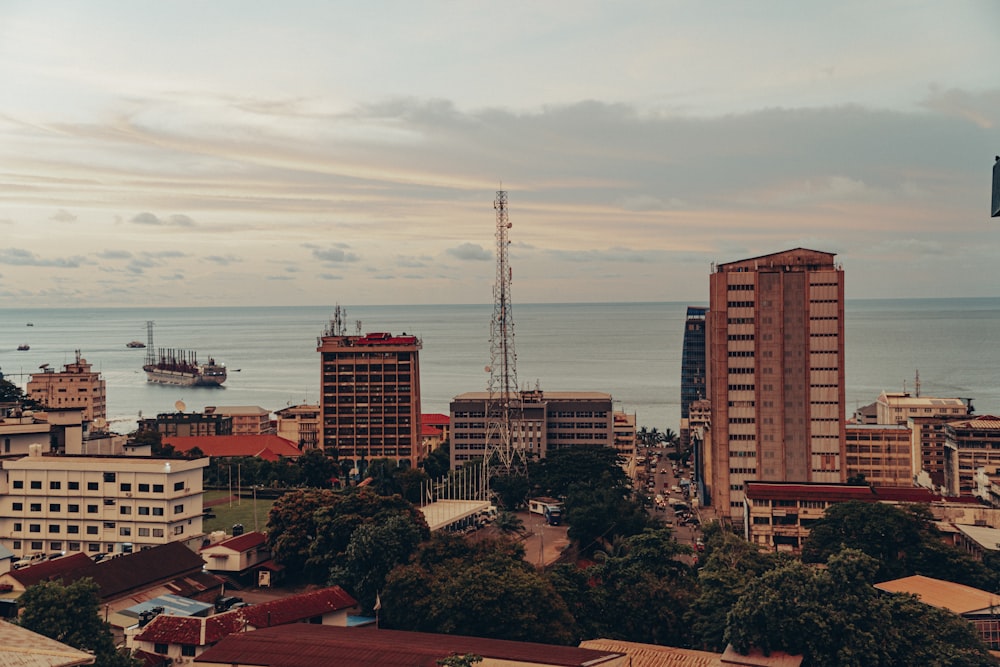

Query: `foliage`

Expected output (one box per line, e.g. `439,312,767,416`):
686,522,788,651
490,471,530,509
329,513,427,612
564,482,655,556
298,448,338,488
494,510,525,536
438,655,483,667
0,378,41,408
725,548,996,667
421,441,451,479
18,578,137,667
528,445,628,499
381,533,578,645
801,501,997,589
267,487,429,583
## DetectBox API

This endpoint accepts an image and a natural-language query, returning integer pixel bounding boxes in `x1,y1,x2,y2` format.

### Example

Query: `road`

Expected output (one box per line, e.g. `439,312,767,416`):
638,446,703,560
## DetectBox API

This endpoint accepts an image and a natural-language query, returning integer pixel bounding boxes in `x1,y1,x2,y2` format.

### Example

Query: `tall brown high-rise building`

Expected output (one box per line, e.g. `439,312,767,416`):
706,248,845,520
317,330,422,470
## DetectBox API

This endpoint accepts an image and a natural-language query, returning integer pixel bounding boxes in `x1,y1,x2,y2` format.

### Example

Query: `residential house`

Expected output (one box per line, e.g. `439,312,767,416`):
199,531,273,586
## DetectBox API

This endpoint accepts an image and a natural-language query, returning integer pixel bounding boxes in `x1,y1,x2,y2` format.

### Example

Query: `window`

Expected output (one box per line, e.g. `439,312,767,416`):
13,480,23,489
87,505,98,514
138,527,150,537
86,526,98,535
68,542,81,551
87,482,99,491
120,483,132,492
119,527,131,537
30,503,41,512
30,541,42,550
103,522,115,529
152,529,164,537
138,483,150,492
181,646,196,657
173,525,184,535
138,507,150,516
68,481,79,490
153,484,164,493
68,504,80,513
67,525,79,534
103,472,116,482
88,543,100,552
174,481,185,491
13,522,21,532
50,481,61,490
152,507,164,516
30,480,42,489
154,644,168,655
174,504,184,514
12,502,22,511
29,524,41,533
103,499,116,506
49,503,61,512
120,506,131,515
48,525,60,533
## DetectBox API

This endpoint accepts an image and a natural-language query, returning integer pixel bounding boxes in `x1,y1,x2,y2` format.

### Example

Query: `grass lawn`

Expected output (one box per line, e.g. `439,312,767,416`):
203,489,278,535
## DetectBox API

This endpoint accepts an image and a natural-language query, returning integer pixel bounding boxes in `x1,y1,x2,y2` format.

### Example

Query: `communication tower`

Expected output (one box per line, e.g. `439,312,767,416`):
485,190,528,481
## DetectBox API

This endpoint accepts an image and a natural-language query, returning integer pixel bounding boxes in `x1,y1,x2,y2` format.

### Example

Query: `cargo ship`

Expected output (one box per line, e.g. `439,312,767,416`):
142,321,226,387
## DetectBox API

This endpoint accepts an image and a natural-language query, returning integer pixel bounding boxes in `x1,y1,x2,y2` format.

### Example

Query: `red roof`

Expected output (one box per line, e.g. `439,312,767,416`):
135,586,359,646
8,553,94,587
355,332,419,346
421,413,450,426
421,424,444,437
195,624,623,667
203,531,267,553
163,435,303,461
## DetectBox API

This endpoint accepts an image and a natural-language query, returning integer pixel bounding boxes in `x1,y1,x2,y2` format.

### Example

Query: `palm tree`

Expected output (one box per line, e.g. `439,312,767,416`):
494,510,525,536
662,427,679,450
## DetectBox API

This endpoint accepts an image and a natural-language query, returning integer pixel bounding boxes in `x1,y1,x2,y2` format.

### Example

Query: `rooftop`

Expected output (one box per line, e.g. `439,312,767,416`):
162,434,302,461
875,575,1000,615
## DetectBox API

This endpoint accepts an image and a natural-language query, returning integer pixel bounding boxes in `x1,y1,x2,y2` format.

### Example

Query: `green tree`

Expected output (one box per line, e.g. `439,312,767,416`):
438,655,483,667
725,548,995,667
0,378,41,408
382,534,578,644
490,471,530,510
422,441,451,479
297,448,338,488
329,513,426,612
494,510,525,536
18,578,137,667
529,445,628,498
564,482,654,556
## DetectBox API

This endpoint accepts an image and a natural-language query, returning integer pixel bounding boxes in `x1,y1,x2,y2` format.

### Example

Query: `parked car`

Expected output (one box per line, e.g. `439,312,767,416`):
12,553,46,569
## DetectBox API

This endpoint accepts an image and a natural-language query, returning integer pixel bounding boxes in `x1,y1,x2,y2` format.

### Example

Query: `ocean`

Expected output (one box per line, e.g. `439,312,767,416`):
1,299,998,434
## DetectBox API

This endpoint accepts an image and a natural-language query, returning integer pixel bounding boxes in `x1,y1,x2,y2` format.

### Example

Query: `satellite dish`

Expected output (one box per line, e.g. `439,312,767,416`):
175,400,186,413
93,418,107,430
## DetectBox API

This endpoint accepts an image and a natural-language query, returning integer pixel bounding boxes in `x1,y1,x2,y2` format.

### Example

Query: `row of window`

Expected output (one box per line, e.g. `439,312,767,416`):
11,522,181,537
11,479,185,493
10,502,181,515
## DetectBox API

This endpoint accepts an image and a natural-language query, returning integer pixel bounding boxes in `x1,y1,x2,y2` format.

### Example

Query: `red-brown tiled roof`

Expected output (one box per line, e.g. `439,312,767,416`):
421,424,443,437
163,435,303,460
744,482,976,505
239,586,357,629
7,553,94,587
202,531,267,554
421,413,450,426
135,614,204,645
195,625,623,667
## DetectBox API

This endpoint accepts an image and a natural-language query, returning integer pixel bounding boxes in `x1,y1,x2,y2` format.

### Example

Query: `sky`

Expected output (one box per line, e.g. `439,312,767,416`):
0,1,998,308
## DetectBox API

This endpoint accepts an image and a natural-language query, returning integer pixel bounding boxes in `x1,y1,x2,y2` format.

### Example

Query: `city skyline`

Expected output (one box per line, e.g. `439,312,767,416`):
1,2,998,308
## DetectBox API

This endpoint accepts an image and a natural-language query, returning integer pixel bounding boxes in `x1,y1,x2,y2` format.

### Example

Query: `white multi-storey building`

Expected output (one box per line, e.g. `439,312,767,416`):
0,447,207,558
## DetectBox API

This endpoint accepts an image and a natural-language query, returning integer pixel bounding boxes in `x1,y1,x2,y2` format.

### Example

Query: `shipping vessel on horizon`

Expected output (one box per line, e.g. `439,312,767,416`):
142,321,226,387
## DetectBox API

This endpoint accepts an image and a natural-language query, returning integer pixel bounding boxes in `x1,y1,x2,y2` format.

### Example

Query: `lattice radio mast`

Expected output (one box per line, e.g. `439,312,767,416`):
485,190,528,480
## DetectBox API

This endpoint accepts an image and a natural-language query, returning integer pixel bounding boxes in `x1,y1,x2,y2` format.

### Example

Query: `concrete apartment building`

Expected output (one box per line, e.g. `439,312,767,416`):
450,390,613,467
317,330,422,469
26,350,106,423
943,415,1000,498
0,448,207,558
844,423,913,487
204,406,273,435
876,391,969,425
138,411,233,437
705,248,846,521
275,404,320,450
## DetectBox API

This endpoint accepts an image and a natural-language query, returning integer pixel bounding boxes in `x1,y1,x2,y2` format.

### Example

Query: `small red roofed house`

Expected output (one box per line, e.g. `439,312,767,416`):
130,586,359,663
421,413,449,458
199,531,274,584
162,434,303,461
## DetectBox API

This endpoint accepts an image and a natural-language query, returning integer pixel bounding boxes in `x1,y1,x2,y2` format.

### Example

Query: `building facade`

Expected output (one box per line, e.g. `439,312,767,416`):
680,306,708,452
275,404,320,450
317,331,422,469
876,391,969,425
26,351,106,423
844,423,913,487
943,416,1000,498
138,411,233,438
203,406,273,435
706,248,846,521
0,449,207,558
450,390,613,467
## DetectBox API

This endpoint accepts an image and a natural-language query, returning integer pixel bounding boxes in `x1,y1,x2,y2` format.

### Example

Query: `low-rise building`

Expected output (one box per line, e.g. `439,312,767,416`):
844,423,912,487
0,448,208,557
0,619,95,666
876,391,970,425
450,390,614,467
132,586,359,663
26,351,107,424
275,404,320,450
161,434,303,461
199,531,273,585
138,411,233,437
204,406,273,435
421,413,450,458
943,415,1000,498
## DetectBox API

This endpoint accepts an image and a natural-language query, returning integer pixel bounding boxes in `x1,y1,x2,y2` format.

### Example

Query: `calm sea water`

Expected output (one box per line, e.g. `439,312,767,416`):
0,299,997,434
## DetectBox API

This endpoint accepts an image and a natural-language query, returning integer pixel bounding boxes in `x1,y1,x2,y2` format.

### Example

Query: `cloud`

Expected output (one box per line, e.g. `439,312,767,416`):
266,274,295,281
547,247,663,263
319,273,343,280
51,209,77,223
97,250,133,260
130,212,196,226
0,248,86,268
312,247,360,263
206,255,241,265
447,243,491,261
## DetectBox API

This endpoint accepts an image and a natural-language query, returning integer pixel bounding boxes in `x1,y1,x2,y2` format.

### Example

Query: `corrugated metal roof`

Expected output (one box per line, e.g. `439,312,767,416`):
196,625,625,667
0,619,94,667
875,575,1000,615
580,638,720,667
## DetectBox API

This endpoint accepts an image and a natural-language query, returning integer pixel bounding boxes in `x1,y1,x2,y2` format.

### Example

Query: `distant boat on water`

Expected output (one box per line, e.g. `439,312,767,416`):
17,344,29,351
26,322,33,327
126,340,146,348
142,321,226,387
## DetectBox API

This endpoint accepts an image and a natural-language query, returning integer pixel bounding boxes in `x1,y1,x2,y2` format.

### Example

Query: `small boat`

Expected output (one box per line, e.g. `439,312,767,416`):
126,340,146,348
17,344,29,351
26,322,33,327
